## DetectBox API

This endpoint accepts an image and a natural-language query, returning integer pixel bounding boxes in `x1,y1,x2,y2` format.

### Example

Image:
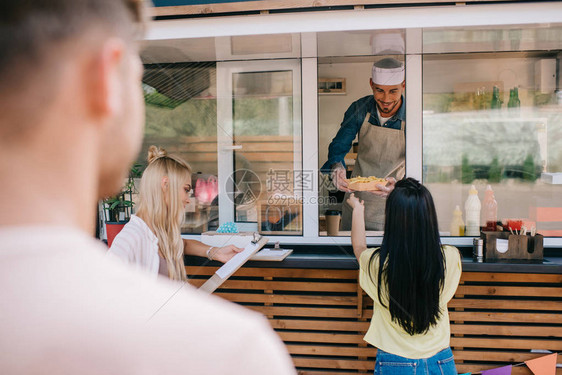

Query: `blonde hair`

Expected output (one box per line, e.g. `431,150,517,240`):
136,146,192,281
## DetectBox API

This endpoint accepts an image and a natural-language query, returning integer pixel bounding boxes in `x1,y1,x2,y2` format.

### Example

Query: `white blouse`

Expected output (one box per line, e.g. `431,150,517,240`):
108,215,161,277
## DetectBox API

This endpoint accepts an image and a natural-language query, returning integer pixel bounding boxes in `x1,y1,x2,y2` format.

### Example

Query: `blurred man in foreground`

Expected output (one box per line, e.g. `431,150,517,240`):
0,1,296,374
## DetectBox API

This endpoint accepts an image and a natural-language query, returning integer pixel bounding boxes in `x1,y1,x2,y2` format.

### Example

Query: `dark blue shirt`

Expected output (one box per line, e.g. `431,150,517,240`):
321,95,405,173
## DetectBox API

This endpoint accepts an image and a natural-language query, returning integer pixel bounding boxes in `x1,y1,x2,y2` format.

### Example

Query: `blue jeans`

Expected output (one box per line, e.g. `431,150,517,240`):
374,347,456,375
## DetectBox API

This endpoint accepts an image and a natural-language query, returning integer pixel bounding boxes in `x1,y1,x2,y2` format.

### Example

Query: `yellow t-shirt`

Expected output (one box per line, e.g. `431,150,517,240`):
359,245,462,359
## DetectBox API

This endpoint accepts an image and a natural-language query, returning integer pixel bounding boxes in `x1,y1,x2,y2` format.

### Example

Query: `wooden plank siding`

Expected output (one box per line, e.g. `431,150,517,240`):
186,266,562,374
154,0,532,17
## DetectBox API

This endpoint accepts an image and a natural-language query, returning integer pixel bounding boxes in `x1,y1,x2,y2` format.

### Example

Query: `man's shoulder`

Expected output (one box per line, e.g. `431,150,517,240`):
88,244,268,329
0,225,268,335
104,263,295,374
0,230,295,374
342,95,374,124
350,95,374,108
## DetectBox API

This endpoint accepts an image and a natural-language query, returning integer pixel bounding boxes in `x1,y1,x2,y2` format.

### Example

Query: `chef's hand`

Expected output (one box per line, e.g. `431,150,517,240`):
367,177,396,198
331,165,352,192
210,245,244,263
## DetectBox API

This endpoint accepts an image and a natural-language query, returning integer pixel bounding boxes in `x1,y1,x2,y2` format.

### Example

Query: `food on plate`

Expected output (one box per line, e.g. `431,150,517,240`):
347,176,387,191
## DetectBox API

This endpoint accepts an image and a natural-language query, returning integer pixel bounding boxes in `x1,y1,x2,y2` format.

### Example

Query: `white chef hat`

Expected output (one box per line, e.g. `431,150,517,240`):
371,58,405,85
371,32,405,55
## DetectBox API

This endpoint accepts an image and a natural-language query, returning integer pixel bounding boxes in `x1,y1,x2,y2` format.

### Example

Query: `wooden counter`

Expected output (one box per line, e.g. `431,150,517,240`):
186,254,562,374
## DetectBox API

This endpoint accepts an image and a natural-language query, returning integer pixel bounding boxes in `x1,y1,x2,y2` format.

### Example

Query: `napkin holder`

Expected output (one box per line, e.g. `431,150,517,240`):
481,231,543,261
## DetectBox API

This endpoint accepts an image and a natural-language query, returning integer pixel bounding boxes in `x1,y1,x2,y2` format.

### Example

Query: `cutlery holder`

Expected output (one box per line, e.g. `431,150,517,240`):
481,231,544,261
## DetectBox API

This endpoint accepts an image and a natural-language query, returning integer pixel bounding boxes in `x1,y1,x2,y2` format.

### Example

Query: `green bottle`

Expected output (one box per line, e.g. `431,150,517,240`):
507,87,521,108
513,87,520,108
490,86,502,109
507,89,515,108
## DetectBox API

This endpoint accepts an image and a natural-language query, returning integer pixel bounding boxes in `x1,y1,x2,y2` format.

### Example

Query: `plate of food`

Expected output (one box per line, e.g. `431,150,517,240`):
347,176,387,191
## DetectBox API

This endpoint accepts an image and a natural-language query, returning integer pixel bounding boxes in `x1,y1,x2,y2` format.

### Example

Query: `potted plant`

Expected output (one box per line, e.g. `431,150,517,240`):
103,163,143,246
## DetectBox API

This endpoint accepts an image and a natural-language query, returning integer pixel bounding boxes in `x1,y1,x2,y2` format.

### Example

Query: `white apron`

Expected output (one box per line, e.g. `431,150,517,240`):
341,114,405,231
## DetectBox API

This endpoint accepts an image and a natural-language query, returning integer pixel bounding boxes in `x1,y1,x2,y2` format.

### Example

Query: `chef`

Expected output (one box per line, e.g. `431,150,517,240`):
321,57,406,231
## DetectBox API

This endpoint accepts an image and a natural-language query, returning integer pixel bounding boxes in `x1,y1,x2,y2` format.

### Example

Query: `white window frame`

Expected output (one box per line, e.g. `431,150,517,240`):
216,59,302,232
147,2,562,247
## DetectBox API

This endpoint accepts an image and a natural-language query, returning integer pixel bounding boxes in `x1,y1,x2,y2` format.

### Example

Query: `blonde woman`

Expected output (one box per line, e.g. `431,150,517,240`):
109,146,242,281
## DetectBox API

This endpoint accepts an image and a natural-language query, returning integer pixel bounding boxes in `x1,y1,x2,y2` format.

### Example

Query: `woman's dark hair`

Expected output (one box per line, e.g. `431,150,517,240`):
369,177,445,335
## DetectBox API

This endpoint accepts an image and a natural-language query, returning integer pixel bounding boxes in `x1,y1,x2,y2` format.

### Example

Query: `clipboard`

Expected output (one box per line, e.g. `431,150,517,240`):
250,241,293,261
199,235,268,294
250,248,293,261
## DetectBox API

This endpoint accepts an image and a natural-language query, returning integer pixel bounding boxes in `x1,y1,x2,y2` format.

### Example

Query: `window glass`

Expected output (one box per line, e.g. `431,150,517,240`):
232,70,298,227
318,30,406,57
316,29,407,237
140,38,303,236
140,61,219,234
222,65,303,235
423,24,562,54
318,58,374,235
423,28,562,236
318,54,406,236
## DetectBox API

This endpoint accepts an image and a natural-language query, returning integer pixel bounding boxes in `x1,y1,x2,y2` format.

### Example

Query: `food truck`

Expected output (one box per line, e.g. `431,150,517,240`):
114,1,562,373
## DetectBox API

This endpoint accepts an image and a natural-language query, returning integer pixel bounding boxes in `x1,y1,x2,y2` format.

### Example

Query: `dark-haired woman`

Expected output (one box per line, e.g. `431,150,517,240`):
347,178,461,374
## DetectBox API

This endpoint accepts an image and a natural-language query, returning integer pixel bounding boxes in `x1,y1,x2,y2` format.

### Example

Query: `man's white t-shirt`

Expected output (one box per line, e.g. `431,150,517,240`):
376,108,392,127
0,226,296,375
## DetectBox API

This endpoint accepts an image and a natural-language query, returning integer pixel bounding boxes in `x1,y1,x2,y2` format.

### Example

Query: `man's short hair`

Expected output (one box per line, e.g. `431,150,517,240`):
0,0,145,138
0,0,144,77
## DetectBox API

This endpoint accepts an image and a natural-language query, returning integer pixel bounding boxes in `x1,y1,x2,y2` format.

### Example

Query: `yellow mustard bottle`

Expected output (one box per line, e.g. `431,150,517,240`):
450,205,465,236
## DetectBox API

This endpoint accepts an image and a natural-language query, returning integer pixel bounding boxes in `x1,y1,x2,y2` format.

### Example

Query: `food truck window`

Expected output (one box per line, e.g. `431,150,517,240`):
316,29,407,237
139,35,221,235
422,24,562,237
140,61,218,234
138,23,562,243
317,57,380,236
140,36,303,235
217,60,303,235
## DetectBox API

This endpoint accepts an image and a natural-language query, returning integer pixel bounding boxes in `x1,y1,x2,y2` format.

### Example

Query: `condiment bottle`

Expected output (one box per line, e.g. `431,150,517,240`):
450,205,465,236
483,185,498,231
465,185,481,236
473,238,484,263
490,86,502,109
508,87,520,108
507,89,515,108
